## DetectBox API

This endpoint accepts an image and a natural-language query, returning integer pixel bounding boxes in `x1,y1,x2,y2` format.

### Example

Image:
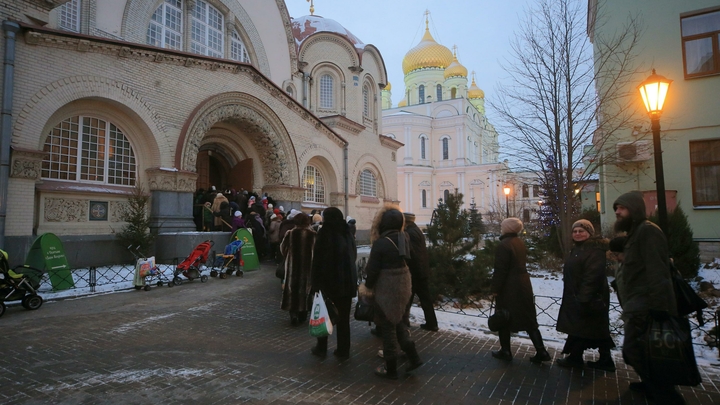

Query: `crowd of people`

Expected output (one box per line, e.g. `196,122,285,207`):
194,187,690,401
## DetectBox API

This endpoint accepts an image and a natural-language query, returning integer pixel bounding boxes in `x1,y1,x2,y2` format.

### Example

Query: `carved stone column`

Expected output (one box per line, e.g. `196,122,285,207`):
146,167,198,233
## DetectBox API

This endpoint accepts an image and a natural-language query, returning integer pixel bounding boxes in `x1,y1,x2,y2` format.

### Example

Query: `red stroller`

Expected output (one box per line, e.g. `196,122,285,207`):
173,240,213,286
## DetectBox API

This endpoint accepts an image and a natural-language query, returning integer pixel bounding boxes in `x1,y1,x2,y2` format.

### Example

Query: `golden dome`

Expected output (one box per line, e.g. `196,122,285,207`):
398,97,407,107
384,81,392,91
402,23,453,75
444,47,467,79
468,77,485,99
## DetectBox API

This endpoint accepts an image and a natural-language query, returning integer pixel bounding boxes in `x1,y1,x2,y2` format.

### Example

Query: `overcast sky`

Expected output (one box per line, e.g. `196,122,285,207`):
284,0,532,108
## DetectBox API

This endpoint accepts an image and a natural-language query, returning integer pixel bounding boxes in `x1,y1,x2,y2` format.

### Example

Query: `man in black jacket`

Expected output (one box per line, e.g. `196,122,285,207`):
403,213,439,331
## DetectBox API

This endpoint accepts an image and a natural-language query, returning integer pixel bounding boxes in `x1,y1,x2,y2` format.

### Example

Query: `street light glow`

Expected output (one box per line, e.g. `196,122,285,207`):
638,69,672,117
503,186,511,196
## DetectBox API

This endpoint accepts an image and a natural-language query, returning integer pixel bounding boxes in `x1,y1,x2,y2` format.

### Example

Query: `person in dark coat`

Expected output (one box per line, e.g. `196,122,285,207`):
490,217,550,363
365,206,423,379
213,201,232,232
403,212,438,331
280,213,315,325
613,191,683,404
309,207,357,359
556,219,615,371
347,216,357,238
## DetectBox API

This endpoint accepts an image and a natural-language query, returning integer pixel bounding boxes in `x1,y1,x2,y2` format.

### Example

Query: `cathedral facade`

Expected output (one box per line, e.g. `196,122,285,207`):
0,0,398,265
382,17,508,225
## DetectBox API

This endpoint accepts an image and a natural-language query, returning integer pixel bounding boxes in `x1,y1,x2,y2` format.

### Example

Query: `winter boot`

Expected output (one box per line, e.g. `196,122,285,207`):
492,329,513,361
587,348,616,372
528,329,551,363
405,345,424,372
374,358,398,380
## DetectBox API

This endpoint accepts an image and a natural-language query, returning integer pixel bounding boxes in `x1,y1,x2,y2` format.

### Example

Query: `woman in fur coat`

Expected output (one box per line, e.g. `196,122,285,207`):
310,207,357,359
280,213,315,325
556,219,615,371
364,206,423,379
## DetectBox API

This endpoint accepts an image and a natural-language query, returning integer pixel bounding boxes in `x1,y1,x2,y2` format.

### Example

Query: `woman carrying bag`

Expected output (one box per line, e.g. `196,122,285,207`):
365,206,423,379
309,207,357,359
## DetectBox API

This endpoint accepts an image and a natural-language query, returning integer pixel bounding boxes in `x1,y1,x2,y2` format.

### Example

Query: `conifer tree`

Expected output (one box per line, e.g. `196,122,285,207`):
117,186,155,255
650,206,700,278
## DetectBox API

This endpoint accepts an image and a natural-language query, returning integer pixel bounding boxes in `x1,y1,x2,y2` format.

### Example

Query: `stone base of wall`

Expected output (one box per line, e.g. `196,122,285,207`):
699,241,720,263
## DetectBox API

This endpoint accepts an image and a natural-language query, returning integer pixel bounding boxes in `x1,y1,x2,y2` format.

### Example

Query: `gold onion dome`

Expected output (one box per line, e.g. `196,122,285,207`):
402,24,453,75
384,81,392,91
444,48,467,79
468,77,485,99
398,98,408,107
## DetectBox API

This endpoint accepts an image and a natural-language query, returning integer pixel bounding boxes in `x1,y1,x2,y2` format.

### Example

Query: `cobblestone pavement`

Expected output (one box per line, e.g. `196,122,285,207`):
1,264,719,405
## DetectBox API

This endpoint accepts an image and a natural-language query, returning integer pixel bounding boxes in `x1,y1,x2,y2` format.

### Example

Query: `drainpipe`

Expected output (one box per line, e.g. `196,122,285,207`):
344,145,349,217
0,21,20,248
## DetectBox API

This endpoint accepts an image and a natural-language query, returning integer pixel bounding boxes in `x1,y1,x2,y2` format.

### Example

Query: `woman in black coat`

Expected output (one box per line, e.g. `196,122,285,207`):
556,219,615,371
365,206,423,379
309,207,357,359
490,218,550,363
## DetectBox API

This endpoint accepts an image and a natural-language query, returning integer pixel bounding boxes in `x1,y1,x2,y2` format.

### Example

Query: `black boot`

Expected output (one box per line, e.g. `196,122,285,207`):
374,358,398,380
492,329,513,361
404,345,424,372
528,329,551,363
587,348,616,372
556,346,584,368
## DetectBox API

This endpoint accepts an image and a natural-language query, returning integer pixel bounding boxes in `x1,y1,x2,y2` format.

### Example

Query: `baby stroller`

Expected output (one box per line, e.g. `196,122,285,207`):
173,240,212,286
210,239,244,279
129,246,172,291
0,249,44,318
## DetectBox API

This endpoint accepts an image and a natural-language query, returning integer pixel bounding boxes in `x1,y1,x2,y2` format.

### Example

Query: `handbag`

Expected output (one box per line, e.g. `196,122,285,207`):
670,262,707,324
487,298,510,332
275,259,285,280
354,283,375,322
646,314,702,386
309,291,333,337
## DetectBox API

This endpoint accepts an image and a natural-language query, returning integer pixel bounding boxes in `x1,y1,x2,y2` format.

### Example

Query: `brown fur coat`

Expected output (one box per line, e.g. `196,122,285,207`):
280,225,315,312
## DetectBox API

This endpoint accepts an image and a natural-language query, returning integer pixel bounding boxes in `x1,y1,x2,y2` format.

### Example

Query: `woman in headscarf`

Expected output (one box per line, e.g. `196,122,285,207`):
280,213,315,325
364,205,422,379
309,207,357,359
556,219,615,371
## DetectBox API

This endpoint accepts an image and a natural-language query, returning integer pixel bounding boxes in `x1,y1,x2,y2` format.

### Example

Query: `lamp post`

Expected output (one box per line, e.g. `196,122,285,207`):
637,69,672,235
503,186,511,218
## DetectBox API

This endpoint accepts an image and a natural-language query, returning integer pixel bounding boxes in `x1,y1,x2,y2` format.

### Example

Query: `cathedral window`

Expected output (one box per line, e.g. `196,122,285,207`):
42,116,137,186
363,84,370,118
442,138,449,160
358,169,377,197
190,0,224,58
230,29,251,63
419,85,425,104
147,0,183,50
420,136,427,160
437,84,443,101
451,87,457,99
421,190,427,208
302,166,325,203
444,189,450,202
58,0,81,33
320,74,334,109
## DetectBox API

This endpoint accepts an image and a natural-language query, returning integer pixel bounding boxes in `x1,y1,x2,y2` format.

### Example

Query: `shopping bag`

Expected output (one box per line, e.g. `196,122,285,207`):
309,291,333,337
646,315,701,386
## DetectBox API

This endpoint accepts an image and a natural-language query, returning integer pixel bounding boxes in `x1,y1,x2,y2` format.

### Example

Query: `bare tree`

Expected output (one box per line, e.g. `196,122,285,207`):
490,0,644,255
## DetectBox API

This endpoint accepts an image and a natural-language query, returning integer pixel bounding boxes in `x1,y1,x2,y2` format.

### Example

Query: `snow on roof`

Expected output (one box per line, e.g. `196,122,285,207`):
291,15,365,50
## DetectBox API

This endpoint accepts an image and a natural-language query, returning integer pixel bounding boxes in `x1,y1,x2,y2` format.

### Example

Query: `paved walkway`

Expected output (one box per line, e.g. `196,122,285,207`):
1,263,719,405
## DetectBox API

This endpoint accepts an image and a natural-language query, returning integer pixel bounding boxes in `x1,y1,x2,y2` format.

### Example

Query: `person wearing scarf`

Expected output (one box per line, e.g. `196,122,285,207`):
365,205,423,379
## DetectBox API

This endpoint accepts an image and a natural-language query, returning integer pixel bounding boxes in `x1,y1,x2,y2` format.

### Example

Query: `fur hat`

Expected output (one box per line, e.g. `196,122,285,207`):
572,219,595,236
500,218,523,235
403,212,416,223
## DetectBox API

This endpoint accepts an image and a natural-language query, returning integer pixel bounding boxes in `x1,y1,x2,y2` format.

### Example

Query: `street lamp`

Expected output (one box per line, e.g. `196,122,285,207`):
503,186,511,218
638,69,672,235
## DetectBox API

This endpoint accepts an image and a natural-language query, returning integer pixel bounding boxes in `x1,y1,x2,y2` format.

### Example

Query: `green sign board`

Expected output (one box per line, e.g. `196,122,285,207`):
230,228,259,271
25,233,75,291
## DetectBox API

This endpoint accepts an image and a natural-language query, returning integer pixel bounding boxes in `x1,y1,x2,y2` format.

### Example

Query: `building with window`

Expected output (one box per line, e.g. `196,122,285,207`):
0,1,399,264
381,14,508,225
589,0,720,260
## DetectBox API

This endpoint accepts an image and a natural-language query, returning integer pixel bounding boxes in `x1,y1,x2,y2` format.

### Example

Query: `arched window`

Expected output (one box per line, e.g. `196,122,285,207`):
42,116,137,186
442,138,449,160
302,166,325,203
444,189,450,202
420,137,426,160
363,84,370,118
419,85,425,104
286,86,293,97
230,29,250,63
436,84,443,101
451,87,457,99
358,169,377,197
190,0,224,58
320,74,334,109
421,189,427,208
58,0,81,32
147,0,183,50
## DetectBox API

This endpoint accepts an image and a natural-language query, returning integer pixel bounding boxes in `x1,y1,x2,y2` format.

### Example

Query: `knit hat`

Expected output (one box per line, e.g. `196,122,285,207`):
287,209,300,220
279,206,284,212
268,203,273,209
271,214,277,220
572,219,595,236
403,212,416,223
500,218,523,235
234,211,242,217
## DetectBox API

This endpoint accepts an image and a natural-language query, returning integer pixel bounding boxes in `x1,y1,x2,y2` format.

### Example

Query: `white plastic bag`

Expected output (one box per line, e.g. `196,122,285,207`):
309,291,333,337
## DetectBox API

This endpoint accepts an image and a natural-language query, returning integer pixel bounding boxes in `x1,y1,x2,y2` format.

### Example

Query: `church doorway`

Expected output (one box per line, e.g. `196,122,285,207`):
195,149,254,193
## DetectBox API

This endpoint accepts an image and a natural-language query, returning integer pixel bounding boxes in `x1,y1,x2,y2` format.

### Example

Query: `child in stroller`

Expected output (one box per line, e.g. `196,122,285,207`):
211,239,244,279
0,249,44,317
173,240,213,286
